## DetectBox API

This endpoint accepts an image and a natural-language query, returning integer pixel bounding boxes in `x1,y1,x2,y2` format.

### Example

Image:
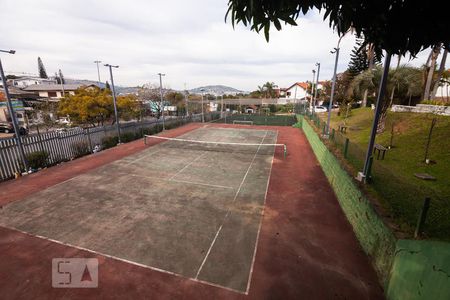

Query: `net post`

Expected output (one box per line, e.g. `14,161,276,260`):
284,144,287,159
144,135,147,145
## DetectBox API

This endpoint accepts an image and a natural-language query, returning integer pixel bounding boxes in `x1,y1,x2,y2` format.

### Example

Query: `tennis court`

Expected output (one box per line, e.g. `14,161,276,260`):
0,126,283,293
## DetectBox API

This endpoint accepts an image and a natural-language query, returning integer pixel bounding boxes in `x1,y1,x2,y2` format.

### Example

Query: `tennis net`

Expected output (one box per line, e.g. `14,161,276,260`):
144,135,287,157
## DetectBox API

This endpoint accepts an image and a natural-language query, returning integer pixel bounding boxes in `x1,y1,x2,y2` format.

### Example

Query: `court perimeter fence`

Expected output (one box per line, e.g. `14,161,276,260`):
295,103,449,240
212,114,297,126
0,113,220,182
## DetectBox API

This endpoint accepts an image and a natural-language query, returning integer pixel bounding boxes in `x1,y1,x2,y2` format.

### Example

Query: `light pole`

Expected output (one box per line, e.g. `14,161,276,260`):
0,49,28,171
359,53,392,182
326,29,352,135
184,82,189,117
104,64,121,144
313,62,321,108
310,69,316,112
158,73,166,130
94,60,102,86
221,94,224,118
200,88,205,122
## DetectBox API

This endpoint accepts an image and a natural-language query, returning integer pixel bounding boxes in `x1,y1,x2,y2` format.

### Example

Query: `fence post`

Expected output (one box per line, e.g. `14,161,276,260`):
36,126,45,153
366,156,374,182
414,197,431,238
86,127,93,153
344,138,349,158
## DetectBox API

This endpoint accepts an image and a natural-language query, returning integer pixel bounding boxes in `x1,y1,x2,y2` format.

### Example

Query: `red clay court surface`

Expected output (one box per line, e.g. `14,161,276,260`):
0,123,384,299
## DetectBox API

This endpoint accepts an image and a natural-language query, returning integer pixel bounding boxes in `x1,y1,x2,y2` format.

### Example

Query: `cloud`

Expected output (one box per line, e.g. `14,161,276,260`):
0,0,431,91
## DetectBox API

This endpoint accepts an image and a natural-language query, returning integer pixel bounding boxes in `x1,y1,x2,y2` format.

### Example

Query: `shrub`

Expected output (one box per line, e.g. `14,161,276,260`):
72,141,90,158
120,132,139,143
25,151,49,170
102,136,119,149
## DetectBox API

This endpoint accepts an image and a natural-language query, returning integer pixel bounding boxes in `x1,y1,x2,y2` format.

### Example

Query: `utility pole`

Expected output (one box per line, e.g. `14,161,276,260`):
104,64,121,143
158,73,166,130
94,60,102,86
0,49,28,171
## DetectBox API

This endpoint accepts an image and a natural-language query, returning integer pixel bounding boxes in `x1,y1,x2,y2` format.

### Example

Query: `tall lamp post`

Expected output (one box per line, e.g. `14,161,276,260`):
313,62,321,108
326,30,352,135
104,64,121,144
158,73,166,130
184,82,189,117
0,49,28,171
200,88,205,122
94,60,102,85
310,69,316,112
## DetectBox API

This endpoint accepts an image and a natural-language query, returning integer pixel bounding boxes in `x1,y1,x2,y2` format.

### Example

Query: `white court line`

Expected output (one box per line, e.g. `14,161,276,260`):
2,225,246,295
170,179,233,190
245,130,278,294
194,130,269,280
169,152,207,180
114,173,234,190
124,149,162,166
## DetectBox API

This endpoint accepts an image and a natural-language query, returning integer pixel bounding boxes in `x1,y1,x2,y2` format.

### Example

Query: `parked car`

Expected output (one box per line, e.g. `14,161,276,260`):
0,123,13,133
311,106,328,113
1,123,29,136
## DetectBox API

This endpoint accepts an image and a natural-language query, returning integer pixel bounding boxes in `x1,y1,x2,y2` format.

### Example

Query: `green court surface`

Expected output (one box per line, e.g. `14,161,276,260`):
0,127,280,293
214,114,297,126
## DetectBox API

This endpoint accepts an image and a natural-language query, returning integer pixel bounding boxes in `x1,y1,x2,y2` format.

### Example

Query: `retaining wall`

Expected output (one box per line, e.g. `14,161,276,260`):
298,115,450,299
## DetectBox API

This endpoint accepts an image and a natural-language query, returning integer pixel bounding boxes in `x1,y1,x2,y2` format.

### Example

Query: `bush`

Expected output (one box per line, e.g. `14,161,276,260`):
421,99,450,106
72,141,90,158
102,136,119,149
120,132,139,143
25,151,49,170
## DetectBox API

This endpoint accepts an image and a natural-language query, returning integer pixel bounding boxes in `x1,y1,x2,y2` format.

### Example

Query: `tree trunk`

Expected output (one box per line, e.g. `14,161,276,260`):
423,44,441,101
362,89,368,107
396,55,401,68
377,110,387,133
390,86,396,106
367,43,375,69
431,48,448,100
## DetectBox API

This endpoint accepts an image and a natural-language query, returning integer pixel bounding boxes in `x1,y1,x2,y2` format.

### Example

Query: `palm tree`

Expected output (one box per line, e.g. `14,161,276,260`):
351,66,423,132
262,82,276,98
423,44,442,100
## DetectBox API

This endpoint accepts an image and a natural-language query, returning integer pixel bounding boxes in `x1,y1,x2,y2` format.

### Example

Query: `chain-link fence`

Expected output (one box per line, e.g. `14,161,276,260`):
296,105,449,240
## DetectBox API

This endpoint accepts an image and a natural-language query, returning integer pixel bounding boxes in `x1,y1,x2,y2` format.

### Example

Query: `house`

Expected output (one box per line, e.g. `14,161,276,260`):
245,105,258,114
9,76,57,88
279,81,327,104
23,84,89,100
278,82,311,104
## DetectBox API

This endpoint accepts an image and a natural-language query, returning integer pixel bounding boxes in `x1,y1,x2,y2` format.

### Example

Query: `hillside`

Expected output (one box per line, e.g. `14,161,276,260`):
189,85,246,96
319,108,450,239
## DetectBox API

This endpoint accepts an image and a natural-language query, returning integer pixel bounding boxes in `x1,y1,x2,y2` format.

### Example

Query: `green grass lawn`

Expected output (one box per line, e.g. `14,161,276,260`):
318,108,450,239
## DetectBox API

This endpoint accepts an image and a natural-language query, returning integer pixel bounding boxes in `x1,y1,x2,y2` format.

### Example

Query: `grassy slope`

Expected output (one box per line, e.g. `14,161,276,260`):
321,108,450,238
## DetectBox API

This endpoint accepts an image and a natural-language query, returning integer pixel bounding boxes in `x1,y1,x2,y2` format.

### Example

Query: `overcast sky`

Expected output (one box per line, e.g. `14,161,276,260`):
1,0,431,91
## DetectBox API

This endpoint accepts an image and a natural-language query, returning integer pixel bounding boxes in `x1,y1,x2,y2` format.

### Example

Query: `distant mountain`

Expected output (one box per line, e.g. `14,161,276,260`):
64,78,140,95
189,85,247,96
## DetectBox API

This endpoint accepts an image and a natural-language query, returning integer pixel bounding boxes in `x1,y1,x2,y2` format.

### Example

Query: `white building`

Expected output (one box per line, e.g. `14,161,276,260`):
10,76,57,88
23,84,86,99
436,82,449,101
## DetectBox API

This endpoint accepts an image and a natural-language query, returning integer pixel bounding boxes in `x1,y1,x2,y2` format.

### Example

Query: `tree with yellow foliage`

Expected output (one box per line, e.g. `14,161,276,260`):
58,86,140,126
